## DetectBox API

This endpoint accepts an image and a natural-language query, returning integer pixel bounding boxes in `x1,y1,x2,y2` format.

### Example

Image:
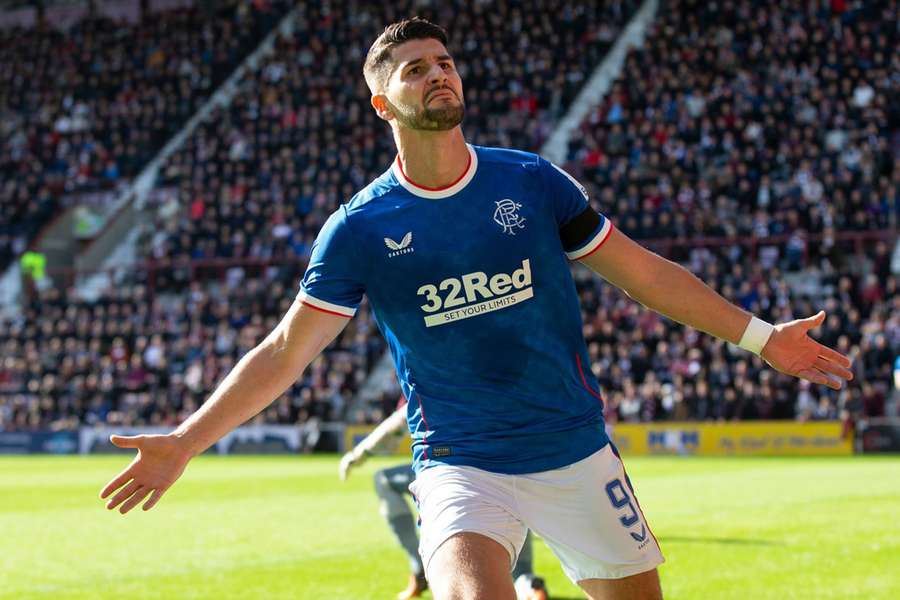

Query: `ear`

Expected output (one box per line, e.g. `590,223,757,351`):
371,94,394,122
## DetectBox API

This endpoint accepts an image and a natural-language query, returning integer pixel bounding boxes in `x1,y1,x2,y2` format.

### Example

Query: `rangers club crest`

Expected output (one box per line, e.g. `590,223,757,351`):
493,199,526,235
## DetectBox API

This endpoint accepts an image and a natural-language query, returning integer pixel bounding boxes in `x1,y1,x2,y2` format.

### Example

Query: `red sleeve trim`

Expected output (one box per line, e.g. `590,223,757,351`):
300,301,353,318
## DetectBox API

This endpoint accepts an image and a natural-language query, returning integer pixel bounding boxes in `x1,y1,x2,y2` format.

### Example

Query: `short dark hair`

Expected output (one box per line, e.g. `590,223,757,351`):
364,17,449,93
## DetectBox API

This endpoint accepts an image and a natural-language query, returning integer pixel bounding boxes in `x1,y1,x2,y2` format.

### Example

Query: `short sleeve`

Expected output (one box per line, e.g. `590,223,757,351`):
298,207,365,317
539,158,613,261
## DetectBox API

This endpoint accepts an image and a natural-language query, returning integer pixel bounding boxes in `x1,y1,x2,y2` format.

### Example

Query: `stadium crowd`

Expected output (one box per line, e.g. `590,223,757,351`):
576,239,897,424
0,0,897,433
568,0,899,241
3,235,894,431
562,0,899,424
0,275,384,431
147,0,637,268
0,0,290,272
0,0,640,431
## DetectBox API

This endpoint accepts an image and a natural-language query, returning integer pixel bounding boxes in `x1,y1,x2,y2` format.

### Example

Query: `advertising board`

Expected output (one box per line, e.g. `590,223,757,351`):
609,422,852,456
79,426,303,454
857,418,900,453
0,431,79,454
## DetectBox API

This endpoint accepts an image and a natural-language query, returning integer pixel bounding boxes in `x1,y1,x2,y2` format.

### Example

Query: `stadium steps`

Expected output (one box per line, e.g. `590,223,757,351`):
541,0,659,163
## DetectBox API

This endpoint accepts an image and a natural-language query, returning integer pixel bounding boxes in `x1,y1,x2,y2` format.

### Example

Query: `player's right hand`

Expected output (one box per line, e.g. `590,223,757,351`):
99,434,193,514
338,451,363,481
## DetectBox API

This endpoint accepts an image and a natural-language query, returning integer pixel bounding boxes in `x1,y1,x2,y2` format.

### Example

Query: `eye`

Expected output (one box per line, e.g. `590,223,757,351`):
408,67,421,75
440,62,453,70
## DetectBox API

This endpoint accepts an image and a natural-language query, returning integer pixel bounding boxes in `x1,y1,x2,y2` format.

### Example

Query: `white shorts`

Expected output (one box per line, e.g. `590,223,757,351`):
409,444,664,583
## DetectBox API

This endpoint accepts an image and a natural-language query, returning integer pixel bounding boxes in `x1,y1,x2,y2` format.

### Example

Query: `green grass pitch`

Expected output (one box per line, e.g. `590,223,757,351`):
2,454,898,599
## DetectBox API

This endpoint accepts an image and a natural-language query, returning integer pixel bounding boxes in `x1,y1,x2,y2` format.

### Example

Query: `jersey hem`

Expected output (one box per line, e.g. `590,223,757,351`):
413,429,609,475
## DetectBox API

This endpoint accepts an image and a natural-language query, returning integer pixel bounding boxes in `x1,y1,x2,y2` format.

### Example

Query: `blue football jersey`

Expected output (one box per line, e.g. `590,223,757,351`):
300,144,614,474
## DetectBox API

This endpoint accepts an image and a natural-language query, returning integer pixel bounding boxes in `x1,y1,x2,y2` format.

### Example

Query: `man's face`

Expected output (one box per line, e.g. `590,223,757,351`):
378,38,465,131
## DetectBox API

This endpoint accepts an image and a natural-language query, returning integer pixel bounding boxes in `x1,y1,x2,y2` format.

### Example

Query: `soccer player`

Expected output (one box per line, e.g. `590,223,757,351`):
100,18,854,600
339,401,548,600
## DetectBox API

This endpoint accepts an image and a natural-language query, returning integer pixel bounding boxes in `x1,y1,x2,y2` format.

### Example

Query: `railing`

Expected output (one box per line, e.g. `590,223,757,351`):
638,228,896,255
23,228,897,302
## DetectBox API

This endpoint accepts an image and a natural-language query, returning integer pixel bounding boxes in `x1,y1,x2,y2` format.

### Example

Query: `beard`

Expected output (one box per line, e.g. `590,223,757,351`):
388,92,466,131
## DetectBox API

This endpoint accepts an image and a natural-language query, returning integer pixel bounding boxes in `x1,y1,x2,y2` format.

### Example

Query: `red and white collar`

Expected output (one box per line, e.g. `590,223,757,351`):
392,144,478,199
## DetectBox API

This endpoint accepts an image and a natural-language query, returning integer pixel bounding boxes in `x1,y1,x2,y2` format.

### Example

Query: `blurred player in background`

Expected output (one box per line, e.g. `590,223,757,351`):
339,399,548,600
101,17,854,600
892,354,900,416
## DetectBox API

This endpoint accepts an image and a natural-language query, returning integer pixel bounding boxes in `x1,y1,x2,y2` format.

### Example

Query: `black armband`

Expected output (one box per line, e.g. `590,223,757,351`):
559,207,602,252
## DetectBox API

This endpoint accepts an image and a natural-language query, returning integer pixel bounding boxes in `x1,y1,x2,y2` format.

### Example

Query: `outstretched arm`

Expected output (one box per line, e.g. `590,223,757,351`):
99,298,350,513
580,228,853,389
338,406,408,480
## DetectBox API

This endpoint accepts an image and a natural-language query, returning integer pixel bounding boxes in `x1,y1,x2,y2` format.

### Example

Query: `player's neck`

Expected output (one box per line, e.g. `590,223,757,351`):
393,127,469,190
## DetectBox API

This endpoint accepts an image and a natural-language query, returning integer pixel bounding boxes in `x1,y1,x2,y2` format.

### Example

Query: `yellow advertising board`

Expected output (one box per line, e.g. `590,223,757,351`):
343,425,412,456
609,421,853,456
344,421,852,457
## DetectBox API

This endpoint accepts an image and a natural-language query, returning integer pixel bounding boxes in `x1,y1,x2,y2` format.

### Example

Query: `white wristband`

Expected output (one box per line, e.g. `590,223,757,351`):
738,316,775,355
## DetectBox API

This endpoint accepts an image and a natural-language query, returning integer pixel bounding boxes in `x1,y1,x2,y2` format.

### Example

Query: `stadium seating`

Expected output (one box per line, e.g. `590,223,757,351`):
567,0,898,240
565,0,898,423
574,239,896,423
0,278,382,429
148,0,639,266
0,0,290,272
0,0,895,432
0,0,641,430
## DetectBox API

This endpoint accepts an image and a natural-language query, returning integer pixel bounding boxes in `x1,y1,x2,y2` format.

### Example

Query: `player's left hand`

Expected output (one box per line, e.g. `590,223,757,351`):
338,451,364,481
761,311,853,390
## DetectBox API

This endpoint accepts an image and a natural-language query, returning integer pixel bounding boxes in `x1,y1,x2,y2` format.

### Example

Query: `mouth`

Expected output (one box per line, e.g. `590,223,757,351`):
427,89,456,102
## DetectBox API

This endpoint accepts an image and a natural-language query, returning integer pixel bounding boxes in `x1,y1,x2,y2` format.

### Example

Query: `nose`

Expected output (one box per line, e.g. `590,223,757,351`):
428,63,448,86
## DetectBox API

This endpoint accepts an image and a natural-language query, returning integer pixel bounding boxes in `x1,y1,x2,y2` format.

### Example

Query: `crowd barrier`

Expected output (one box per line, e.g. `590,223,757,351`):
856,418,900,453
0,422,868,456
0,430,79,454
77,426,304,455
0,424,347,455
